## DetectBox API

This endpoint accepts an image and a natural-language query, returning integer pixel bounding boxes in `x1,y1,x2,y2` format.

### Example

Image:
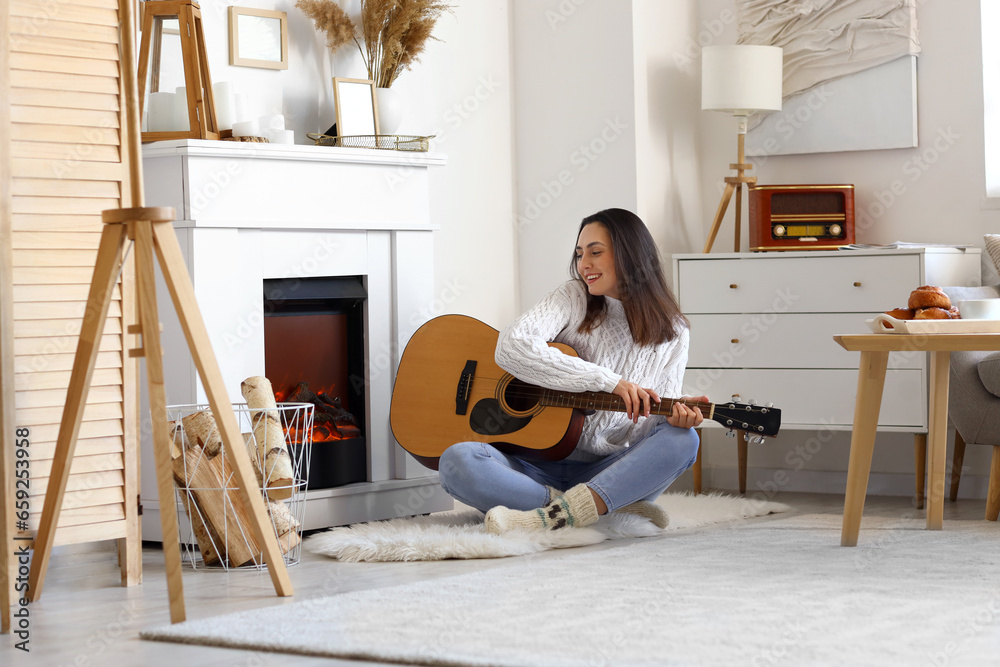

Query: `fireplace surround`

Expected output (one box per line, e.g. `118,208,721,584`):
139,139,452,538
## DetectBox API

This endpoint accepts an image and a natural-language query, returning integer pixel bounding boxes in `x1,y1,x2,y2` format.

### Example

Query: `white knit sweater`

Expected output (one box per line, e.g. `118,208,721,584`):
495,280,690,461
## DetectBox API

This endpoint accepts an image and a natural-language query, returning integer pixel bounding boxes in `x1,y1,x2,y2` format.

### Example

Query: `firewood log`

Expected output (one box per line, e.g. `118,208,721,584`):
242,432,264,488
252,414,294,500
242,376,295,500
169,421,223,566
180,410,223,457
267,499,300,536
170,414,261,567
241,376,280,421
276,529,301,554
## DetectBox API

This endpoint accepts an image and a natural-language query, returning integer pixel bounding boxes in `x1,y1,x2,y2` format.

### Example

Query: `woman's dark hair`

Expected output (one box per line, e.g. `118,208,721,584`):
569,208,687,346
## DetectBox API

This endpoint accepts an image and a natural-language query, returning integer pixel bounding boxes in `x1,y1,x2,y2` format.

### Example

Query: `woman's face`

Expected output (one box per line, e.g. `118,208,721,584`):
575,222,620,299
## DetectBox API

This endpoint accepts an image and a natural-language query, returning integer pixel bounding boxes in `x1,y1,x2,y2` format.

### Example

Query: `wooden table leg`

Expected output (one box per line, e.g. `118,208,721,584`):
926,350,950,530
738,430,748,494
841,350,889,547
692,429,702,495
914,433,926,509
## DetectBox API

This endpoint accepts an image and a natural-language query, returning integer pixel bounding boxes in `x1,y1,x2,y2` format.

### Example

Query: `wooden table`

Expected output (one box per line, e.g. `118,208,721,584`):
833,333,1000,546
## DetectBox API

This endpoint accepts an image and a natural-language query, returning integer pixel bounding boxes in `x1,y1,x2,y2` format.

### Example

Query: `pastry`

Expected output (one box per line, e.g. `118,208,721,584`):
914,307,952,319
908,285,951,310
885,307,915,320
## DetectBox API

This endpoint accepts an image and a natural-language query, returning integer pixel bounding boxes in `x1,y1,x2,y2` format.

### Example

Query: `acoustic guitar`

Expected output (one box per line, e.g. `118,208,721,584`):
390,314,781,470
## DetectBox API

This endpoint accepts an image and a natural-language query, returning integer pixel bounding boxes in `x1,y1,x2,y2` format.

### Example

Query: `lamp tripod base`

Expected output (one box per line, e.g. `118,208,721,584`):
703,118,757,254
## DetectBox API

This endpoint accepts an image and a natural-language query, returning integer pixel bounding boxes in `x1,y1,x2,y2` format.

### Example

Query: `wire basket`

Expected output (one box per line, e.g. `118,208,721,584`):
306,133,433,152
167,402,314,570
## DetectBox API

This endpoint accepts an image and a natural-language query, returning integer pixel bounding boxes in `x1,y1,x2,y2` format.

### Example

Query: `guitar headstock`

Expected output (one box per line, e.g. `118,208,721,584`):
710,400,781,437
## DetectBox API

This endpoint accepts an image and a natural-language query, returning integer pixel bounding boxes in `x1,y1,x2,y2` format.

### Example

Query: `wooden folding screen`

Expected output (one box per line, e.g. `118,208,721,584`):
1,0,141,615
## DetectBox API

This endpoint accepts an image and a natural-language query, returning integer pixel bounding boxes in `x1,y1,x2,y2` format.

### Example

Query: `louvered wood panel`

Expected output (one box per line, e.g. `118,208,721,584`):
2,0,139,588
13,299,122,320
31,433,126,460
31,451,124,478
15,367,122,391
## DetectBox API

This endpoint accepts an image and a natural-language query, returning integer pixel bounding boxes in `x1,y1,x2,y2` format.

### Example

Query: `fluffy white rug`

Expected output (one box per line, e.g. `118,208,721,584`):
304,491,790,562
142,512,1000,666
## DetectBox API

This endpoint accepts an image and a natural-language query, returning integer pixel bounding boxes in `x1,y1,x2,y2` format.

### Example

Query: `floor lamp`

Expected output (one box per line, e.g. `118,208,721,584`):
701,45,783,253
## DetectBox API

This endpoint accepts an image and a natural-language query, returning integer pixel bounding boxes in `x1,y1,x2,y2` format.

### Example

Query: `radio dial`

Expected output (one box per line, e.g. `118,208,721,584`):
830,224,842,236
773,225,786,237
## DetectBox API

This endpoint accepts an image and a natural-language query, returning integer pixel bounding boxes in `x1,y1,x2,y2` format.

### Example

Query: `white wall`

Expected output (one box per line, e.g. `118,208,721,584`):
193,0,519,330
511,0,639,308
692,0,1000,496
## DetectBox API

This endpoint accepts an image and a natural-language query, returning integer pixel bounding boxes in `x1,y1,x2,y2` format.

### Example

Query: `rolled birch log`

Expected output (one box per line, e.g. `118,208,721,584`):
252,415,294,500
243,376,294,500
241,376,280,422
267,499,300,536
242,432,264,488
180,410,223,457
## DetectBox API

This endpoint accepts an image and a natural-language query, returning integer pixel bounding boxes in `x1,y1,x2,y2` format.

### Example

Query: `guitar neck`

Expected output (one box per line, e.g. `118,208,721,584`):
539,390,713,419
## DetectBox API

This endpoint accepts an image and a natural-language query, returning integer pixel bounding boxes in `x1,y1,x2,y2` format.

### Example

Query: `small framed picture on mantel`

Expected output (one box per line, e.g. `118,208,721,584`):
332,77,380,137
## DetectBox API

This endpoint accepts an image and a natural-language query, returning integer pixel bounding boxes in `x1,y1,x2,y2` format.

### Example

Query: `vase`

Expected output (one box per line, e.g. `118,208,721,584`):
375,87,403,136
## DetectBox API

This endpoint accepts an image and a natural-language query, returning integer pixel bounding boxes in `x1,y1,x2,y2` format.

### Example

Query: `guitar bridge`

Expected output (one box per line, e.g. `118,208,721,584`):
455,360,477,415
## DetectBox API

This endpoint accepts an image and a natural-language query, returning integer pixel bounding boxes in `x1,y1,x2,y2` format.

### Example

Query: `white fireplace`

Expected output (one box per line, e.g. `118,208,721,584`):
139,139,453,538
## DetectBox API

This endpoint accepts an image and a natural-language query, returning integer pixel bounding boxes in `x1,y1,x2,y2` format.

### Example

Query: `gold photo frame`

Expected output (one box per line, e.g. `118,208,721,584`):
229,6,288,70
332,77,380,137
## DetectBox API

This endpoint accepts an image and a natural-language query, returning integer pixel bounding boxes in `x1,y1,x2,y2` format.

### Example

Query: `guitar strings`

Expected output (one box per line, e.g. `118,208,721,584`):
467,374,714,414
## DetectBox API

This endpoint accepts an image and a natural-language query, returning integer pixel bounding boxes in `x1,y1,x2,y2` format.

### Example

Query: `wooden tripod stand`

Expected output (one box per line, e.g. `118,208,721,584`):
27,208,295,623
702,117,757,254
25,0,293,624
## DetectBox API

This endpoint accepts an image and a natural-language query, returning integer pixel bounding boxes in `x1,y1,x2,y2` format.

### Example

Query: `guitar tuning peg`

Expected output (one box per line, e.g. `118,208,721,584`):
766,402,774,408
752,436,765,445
726,429,736,438
730,394,741,402
748,398,756,405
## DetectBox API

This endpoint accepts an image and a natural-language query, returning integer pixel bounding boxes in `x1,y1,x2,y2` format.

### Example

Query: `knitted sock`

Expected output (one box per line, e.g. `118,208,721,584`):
485,483,600,534
545,485,562,504
615,500,669,529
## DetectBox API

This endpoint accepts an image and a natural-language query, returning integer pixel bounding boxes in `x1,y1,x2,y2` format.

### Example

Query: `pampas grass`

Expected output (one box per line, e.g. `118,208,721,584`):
296,0,453,88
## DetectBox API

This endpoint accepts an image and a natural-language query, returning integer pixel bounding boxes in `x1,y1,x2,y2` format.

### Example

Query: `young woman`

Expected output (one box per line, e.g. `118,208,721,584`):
438,208,706,533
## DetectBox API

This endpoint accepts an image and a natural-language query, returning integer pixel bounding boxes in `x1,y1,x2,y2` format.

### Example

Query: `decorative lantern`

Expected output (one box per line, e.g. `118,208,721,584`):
137,0,219,141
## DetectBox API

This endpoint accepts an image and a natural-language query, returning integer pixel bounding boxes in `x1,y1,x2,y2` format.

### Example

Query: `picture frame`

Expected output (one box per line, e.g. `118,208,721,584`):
332,77,380,137
229,6,288,70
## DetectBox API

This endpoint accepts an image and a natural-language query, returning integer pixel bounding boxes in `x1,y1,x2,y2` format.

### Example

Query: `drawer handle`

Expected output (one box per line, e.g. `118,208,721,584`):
853,281,862,287
729,284,738,289
731,338,739,344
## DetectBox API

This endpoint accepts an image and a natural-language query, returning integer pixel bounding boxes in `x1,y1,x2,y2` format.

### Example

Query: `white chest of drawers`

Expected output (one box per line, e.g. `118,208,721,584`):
672,249,982,433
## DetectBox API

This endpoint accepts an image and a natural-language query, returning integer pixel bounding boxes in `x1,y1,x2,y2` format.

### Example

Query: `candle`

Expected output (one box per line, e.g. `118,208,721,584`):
268,129,294,145
259,114,285,132
173,86,190,131
232,119,260,138
214,82,235,131
147,92,176,132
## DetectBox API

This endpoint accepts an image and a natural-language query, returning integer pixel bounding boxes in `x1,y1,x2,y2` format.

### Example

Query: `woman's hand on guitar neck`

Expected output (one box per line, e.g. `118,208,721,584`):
613,379,661,423
666,395,709,429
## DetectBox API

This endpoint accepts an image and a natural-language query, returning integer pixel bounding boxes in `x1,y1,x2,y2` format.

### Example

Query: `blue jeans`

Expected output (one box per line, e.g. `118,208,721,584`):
437,421,700,513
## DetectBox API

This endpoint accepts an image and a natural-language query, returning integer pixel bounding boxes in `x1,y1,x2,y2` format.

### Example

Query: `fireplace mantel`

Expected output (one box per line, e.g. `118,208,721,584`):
139,140,453,538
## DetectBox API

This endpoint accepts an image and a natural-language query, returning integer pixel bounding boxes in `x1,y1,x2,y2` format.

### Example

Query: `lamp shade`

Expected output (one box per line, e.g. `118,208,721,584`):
701,45,783,115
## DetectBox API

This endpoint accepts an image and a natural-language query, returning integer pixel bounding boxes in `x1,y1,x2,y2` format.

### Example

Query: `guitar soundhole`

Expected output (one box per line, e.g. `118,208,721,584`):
503,378,542,413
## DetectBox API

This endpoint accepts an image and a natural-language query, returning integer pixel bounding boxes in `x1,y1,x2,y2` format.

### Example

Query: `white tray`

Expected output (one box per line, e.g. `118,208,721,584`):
867,313,1000,334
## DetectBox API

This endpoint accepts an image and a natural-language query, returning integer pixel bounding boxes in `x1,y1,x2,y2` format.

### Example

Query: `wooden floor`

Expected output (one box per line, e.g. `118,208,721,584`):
2,491,992,666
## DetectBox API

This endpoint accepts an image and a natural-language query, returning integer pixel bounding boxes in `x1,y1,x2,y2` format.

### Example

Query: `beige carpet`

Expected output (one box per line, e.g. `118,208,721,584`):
142,512,1000,666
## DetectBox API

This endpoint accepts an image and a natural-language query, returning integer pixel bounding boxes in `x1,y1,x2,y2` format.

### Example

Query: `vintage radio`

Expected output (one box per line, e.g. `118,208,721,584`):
748,184,855,251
